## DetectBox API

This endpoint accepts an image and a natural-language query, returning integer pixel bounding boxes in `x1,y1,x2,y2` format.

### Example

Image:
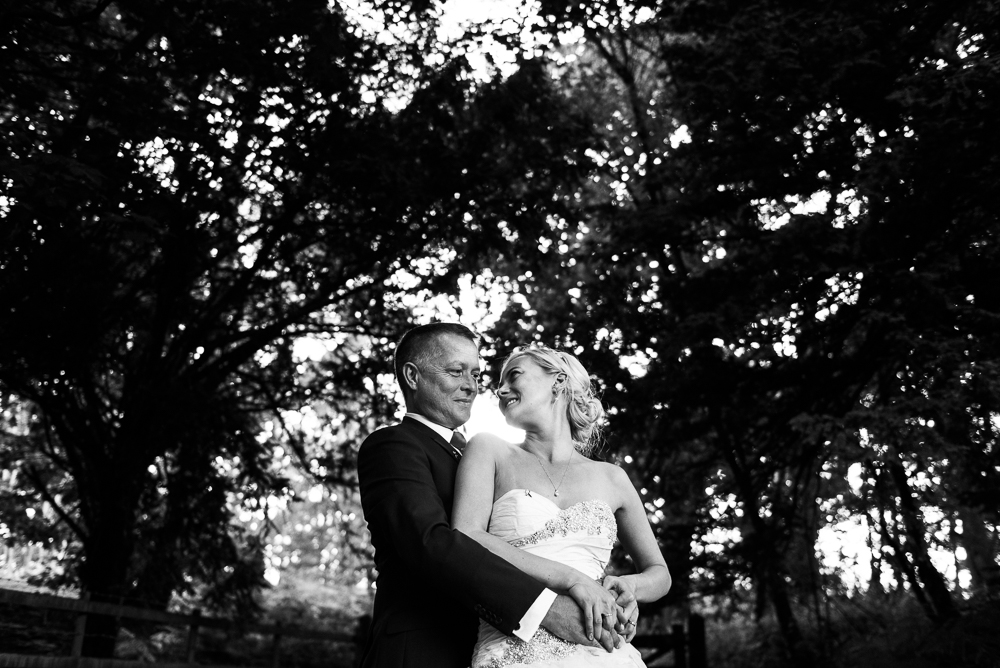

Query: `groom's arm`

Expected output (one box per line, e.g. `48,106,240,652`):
358,428,546,636
514,597,620,651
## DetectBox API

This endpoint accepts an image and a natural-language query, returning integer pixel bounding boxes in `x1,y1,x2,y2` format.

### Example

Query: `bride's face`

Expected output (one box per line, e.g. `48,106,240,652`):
497,356,562,429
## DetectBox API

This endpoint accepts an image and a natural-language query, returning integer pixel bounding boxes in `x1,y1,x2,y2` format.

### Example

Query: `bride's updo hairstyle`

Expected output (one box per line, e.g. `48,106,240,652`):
501,345,605,456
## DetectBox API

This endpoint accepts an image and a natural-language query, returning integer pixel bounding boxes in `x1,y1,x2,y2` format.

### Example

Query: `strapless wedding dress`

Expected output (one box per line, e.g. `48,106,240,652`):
470,489,646,668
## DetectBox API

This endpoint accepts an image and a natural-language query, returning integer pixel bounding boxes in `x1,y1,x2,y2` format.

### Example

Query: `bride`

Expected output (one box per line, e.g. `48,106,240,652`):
453,345,671,668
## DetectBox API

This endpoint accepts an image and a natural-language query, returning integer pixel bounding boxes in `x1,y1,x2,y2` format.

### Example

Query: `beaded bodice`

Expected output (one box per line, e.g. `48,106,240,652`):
472,489,624,668
488,489,617,579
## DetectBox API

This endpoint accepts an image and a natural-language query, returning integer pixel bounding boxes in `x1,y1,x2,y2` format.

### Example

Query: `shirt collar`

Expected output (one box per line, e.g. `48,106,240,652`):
405,412,456,443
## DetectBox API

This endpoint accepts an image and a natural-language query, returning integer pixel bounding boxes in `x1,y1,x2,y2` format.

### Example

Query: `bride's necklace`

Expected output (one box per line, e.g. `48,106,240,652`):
533,453,573,497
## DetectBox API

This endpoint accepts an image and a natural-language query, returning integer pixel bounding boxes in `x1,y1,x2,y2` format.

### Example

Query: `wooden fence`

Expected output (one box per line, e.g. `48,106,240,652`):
0,587,706,668
632,614,707,668
0,587,355,668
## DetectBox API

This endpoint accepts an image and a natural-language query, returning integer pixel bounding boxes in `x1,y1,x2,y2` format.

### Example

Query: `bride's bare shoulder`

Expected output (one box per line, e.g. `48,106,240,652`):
584,460,638,506
598,460,636,488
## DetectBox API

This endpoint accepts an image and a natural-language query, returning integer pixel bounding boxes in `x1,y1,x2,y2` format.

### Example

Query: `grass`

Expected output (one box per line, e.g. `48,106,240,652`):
698,593,1000,668
4,578,998,668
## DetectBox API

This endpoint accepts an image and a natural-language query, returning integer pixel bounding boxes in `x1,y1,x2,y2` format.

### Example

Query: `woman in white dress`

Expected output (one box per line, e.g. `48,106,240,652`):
453,345,671,668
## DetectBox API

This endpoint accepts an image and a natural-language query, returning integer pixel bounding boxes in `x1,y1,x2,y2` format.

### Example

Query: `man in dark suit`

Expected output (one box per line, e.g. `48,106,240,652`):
357,323,621,667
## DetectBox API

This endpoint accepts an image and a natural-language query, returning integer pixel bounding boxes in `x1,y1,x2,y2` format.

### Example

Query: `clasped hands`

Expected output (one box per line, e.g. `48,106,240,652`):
567,574,638,651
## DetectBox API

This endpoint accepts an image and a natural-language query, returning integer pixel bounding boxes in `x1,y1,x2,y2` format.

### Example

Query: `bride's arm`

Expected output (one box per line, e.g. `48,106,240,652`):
606,464,672,603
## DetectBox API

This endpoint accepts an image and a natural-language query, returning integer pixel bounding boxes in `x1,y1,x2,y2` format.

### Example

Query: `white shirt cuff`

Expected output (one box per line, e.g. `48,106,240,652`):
512,588,557,642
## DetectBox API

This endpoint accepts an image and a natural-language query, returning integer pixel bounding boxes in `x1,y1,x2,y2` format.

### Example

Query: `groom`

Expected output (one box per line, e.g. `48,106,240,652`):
357,323,623,667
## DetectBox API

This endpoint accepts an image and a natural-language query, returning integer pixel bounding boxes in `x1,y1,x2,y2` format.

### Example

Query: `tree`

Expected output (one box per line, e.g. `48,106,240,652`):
487,0,1000,657
0,0,592,655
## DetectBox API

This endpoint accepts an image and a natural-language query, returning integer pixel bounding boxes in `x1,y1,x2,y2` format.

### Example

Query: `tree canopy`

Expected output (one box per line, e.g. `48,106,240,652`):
2,0,998,663
0,0,590,655
485,0,1000,657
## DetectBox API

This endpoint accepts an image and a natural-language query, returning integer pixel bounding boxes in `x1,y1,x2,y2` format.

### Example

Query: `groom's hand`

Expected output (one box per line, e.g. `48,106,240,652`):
602,575,639,641
541,594,621,652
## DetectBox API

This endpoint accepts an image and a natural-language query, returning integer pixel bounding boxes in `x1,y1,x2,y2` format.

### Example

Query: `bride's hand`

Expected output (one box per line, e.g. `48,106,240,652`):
567,579,620,644
602,575,639,642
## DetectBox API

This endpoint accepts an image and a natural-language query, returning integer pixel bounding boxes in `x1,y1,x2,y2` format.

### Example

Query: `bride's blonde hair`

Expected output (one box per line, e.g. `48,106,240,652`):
501,345,605,456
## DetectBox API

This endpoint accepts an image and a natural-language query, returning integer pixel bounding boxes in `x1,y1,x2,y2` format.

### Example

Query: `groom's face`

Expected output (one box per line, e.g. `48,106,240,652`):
408,333,481,429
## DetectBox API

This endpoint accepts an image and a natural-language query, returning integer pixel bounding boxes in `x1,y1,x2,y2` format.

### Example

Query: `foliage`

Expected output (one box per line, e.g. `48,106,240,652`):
487,0,1000,657
0,0,592,655
4,0,997,661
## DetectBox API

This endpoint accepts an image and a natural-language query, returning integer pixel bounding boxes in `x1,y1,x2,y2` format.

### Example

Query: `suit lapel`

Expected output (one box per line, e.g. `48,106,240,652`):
402,416,461,463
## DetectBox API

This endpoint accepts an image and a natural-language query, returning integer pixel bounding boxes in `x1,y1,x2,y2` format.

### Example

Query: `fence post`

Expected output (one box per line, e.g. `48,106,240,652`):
689,613,707,668
672,621,687,668
270,622,283,668
353,614,371,668
71,592,89,659
186,608,202,664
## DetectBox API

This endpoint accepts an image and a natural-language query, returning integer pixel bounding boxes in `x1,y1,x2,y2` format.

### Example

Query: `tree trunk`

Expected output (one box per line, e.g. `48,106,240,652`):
657,471,705,611
886,454,958,621
865,508,885,596
742,499,805,656
765,565,803,650
957,505,1000,597
78,479,141,657
717,418,807,660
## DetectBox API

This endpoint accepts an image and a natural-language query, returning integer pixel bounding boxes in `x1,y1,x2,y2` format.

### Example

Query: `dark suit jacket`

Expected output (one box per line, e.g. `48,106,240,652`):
357,417,545,668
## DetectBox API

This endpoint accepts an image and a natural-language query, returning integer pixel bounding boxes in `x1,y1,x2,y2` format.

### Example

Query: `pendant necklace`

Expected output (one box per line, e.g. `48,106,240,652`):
534,453,572,497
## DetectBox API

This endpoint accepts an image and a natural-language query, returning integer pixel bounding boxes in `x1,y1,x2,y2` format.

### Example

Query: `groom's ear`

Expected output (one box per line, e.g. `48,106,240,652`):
402,362,420,391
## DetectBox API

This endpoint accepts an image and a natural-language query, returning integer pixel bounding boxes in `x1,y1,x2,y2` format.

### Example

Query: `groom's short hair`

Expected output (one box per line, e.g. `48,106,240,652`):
394,323,478,390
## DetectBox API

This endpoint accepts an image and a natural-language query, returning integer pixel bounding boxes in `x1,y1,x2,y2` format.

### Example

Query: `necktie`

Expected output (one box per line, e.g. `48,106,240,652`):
450,431,467,456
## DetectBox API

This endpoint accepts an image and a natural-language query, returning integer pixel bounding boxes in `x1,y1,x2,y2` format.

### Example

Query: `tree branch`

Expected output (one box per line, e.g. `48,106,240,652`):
22,464,88,541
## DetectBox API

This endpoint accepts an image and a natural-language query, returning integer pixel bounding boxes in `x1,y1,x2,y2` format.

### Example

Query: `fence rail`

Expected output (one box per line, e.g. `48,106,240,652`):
0,654,198,668
0,587,354,668
0,588,354,642
0,586,706,668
